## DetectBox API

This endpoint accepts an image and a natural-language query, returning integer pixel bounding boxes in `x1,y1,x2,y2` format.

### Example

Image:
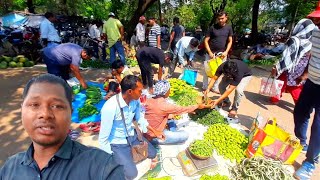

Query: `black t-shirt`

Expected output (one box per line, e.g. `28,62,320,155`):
215,59,252,86
136,47,165,67
172,24,185,42
206,24,233,53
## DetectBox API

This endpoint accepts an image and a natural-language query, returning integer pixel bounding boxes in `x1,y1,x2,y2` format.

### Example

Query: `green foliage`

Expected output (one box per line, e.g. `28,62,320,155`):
177,5,197,31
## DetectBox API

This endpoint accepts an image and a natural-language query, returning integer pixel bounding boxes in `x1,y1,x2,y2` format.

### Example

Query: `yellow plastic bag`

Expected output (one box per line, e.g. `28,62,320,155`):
204,57,223,78
246,118,302,164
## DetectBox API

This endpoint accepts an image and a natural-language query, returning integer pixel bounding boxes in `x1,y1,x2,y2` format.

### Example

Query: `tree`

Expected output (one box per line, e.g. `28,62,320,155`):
126,0,158,39
251,0,261,43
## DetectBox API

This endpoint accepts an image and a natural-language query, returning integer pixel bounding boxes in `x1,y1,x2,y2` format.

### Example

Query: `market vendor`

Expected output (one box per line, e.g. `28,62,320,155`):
110,60,133,83
204,60,252,118
42,43,94,89
144,80,207,145
136,47,173,94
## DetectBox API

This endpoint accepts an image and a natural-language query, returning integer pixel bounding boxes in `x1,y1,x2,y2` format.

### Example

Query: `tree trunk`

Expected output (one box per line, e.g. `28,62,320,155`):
288,1,300,37
158,0,162,25
209,0,227,26
126,0,158,40
26,0,35,13
251,0,261,44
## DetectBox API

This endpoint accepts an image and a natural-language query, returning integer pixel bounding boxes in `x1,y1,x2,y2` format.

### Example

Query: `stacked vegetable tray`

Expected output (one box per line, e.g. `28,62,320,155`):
71,82,106,123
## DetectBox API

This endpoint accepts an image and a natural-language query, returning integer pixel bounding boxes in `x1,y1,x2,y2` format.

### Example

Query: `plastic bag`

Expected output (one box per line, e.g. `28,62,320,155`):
204,57,223,78
180,69,198,86
259,77,284,98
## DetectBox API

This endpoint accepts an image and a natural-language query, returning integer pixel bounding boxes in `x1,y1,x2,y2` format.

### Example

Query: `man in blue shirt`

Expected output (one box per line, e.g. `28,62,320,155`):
99,75,159,180
0,74,125,180
167,37,199,77
40,12,61,47
42,43,93,89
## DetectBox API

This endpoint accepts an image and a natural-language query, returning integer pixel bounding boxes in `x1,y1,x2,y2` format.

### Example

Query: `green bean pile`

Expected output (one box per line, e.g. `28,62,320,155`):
231,157,294,180
200,174,229,180
168,78,199,106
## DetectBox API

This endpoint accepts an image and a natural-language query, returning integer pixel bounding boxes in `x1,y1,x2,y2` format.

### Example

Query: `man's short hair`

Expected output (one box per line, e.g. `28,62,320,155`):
111,60,124,69
83,47,94,57
120,75,142,94
44,12,54,19
173,17,180,24
223,61,238,77
190,38,199,47
23,74,72,107
217,11,228,17
165,51,173,61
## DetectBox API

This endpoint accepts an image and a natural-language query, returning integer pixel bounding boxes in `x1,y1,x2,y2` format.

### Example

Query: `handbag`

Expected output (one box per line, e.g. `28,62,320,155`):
259,77,284,98
116,95,148,164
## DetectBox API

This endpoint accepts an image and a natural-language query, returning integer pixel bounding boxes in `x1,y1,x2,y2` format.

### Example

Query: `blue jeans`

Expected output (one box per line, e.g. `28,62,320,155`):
110,132,157,180
151,129,189,145
43,54,70,80
294,79,320,164
110,41,126,65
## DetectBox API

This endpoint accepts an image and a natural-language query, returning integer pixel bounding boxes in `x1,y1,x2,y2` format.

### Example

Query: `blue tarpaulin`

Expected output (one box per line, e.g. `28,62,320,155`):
2,13,28,27
71,82,107,123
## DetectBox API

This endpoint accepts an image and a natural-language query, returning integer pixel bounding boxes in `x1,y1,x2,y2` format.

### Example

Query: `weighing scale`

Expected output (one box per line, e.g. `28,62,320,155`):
177,149,218,177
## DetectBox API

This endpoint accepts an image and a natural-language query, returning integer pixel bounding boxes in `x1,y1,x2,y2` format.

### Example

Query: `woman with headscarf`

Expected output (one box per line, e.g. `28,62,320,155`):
143,80,207,145
270,18,315,104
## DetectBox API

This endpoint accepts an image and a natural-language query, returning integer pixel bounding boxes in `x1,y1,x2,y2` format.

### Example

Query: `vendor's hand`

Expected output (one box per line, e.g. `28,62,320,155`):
204,89,210,95
81,82,88,89
295,75,307,85
208,52,215,59
154,131,165,140
221,51,228,58
211,100,219,109
197,104,206,109
271,67,277,77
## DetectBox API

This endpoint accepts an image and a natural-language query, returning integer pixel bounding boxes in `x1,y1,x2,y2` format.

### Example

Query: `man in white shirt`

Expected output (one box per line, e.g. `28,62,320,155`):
135,16,146,48
40,12,61,47
89,20,104,59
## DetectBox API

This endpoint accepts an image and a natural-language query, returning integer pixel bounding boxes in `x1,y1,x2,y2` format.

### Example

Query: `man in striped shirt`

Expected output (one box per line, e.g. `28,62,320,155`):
294,3,320,179
148,17,161,49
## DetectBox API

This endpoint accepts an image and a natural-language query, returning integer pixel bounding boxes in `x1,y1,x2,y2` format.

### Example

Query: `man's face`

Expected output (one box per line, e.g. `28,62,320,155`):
116,67,124,74
127,81,143,100
217,14,227,26
21,83,71,147
149,19,155,26
81,51,91,60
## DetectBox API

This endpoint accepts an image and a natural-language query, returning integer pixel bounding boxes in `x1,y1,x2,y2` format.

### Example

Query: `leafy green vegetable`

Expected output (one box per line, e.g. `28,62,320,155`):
81,59,110,69
168,78,199,106
190,109,226,126
200,174,229,180
78,104,99,119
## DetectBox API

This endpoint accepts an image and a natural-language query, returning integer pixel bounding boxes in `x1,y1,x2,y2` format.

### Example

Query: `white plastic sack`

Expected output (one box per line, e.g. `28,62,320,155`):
259,77,284,98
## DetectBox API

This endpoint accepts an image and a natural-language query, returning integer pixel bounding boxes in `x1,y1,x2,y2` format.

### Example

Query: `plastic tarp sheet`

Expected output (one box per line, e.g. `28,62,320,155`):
71,82,107,123
1,13,27,27
25,15,45,28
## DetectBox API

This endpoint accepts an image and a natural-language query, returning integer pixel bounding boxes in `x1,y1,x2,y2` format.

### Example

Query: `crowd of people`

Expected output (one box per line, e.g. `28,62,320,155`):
1,3,320,180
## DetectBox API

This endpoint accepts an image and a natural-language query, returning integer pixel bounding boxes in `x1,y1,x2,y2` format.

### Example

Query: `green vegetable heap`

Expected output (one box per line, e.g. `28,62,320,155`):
203,124,248,163
85,86,102,105
127,58,138,67
189,139,213,157
78,104,99,120
190,109,226,126
0,55,35,69
81,59,110,69
231,157,294,180
168,78,199,106
147,176,172,180
200,174,229,180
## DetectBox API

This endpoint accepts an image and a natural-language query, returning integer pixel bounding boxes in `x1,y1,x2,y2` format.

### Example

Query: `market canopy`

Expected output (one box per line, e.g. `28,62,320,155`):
1,12,28,27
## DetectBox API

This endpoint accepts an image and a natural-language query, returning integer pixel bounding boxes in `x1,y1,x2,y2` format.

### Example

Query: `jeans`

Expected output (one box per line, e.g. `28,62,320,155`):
202,54,227,90
43,54,70,80
294,79,320,164
151,129,189,145
219,75,252,111
110,41,126,65
110,132,157,180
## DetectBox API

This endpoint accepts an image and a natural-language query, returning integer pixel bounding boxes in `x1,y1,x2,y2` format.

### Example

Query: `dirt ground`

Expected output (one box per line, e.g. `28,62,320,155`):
0,60,319,179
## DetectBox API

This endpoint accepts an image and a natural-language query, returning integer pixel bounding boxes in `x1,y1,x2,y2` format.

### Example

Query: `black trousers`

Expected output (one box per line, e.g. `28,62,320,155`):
137,59,154,88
